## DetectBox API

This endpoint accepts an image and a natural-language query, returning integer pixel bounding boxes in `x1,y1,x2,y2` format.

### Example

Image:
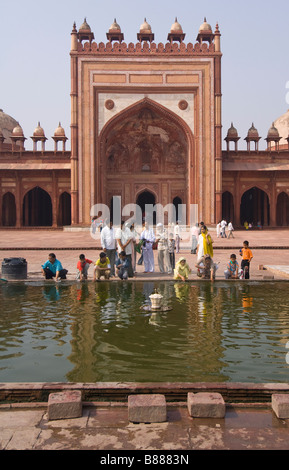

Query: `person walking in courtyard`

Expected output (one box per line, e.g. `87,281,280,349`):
76,254,93,280
156,223,172,274
227,221,234,239
239,240,253,279
140,221,155,273
93,252,111,281
220,219,227,238
41,253,68,282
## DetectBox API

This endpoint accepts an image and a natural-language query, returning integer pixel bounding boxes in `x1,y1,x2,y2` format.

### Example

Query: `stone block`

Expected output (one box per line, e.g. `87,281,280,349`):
48,390,82,420
272,394,289,419
187,392,226,418
263,275,274,280
128,394,167,423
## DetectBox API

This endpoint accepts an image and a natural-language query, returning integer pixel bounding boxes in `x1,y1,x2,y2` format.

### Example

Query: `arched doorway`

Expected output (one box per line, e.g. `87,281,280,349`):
2,192,16,226
58,192,71,226
276,192,289,226
240,187,270,227
136,191,156,223
23,187,52,226
222,191,234,223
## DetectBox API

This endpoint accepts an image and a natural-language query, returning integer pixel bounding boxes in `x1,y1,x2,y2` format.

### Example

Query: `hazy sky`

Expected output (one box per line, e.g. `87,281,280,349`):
1,0,288,150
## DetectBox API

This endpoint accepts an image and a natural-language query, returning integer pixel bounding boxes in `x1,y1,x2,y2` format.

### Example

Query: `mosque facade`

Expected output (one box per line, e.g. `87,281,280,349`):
0,17,289,228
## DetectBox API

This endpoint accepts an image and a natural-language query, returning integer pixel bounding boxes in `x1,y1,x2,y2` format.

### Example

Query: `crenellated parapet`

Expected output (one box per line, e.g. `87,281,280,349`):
76,40,216,55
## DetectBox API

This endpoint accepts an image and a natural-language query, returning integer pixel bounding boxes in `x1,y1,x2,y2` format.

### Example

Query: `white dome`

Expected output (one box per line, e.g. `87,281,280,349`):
274,110,289,145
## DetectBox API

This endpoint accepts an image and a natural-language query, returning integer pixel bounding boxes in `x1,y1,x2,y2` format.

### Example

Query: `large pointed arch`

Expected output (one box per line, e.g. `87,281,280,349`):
96,97,196,222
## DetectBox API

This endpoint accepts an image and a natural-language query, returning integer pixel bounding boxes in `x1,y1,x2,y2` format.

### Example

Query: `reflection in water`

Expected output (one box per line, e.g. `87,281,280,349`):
0,281,289,383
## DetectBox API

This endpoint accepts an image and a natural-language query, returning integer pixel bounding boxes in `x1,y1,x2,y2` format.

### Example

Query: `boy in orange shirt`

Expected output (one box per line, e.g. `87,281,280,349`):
239,241,253,279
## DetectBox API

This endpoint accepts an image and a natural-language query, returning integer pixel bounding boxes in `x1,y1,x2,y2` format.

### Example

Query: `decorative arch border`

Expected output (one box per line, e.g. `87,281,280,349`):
240,184,271,205
97,97,195,204
22,185,53,201
135,186,159,204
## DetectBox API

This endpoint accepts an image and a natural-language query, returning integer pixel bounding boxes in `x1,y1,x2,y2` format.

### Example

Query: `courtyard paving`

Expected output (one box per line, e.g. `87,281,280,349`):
0,227,289,281
1,401,289,451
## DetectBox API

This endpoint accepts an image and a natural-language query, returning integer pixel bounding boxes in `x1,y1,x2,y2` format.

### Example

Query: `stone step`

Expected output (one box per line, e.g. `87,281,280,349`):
128,394,167,423
47,390,82,421
187,392,226,418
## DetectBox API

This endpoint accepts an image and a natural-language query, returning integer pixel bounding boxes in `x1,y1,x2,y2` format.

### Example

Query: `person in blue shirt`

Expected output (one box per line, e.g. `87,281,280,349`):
115,251,131,280
41,253,68,281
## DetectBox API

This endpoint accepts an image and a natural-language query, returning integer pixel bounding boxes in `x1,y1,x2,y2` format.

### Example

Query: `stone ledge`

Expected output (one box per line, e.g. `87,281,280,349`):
1,382,289,405
47,390,82,421
128,394,167,423
187,392,226,418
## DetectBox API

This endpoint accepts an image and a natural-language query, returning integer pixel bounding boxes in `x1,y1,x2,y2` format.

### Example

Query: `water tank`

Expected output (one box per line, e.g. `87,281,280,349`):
1,257,27,280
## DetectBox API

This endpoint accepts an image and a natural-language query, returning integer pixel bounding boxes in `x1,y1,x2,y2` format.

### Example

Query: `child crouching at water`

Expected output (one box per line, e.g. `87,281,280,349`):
224,254,242,279
174,257,191,281
76,254,93,280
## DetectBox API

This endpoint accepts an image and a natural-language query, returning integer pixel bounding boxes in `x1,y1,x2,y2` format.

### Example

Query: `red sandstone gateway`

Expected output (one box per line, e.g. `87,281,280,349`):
0,17,289,229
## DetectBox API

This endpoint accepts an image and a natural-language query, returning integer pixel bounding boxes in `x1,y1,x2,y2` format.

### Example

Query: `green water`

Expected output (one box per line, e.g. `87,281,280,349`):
0,281,289,383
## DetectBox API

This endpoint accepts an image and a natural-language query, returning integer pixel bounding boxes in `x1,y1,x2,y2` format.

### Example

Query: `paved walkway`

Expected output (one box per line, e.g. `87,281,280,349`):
1,402,289,450
0,227,289,281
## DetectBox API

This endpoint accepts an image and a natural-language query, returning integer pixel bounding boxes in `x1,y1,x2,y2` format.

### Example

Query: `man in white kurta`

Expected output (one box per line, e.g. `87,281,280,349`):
156,223,172,274
140,223,155,272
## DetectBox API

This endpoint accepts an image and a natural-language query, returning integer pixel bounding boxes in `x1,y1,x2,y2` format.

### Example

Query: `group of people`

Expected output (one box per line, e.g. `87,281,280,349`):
40,220,253,283
216,219,234,239
100,219,182,276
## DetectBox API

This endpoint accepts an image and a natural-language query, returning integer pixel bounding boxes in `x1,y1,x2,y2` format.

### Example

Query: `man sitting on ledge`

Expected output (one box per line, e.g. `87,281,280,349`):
42,253,68,282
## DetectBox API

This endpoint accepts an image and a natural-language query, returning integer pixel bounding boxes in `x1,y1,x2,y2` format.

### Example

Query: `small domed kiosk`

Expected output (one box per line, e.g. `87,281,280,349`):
137,18,154,43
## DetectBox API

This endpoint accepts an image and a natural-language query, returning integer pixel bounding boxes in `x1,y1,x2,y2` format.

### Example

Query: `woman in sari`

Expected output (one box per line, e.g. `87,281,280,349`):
196,225,213,261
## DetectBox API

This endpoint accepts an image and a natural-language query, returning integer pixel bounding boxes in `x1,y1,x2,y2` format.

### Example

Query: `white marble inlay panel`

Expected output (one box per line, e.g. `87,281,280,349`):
98,93,194,134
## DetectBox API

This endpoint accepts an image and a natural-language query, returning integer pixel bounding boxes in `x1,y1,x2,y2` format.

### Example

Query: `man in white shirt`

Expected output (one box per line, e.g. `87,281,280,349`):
227,221,234,239
101,220,117,276
174,221,181,253
140,222,155,273
156,223,172,274
220,219,227,238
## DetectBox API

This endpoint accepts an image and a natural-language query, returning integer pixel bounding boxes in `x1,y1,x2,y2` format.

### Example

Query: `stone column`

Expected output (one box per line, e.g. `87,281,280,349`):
70,25,79,225
214,51,222,224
